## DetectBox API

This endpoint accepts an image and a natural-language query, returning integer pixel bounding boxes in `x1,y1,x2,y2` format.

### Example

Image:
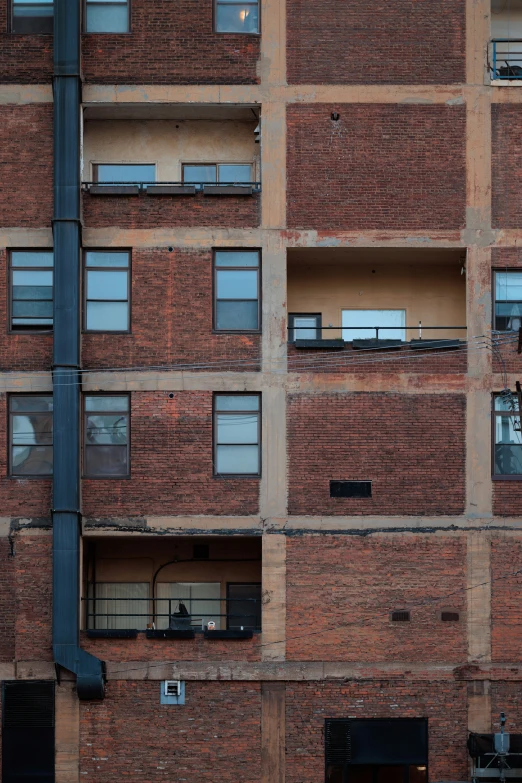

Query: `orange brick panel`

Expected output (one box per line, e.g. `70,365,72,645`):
491,536,522,662
287,104,466,231
287,0,465,85
82,392,260,517
82,249,260,371
287,392,466,516
80,681,262,782
14,533,53,662
492,106,522,229
286,535,467,662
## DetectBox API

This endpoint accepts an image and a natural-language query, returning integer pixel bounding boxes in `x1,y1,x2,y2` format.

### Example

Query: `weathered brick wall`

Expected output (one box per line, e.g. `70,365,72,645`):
287,105,466,230
82,249,260,371
0,537,15,662
287,392,466,515
0,8,52,83
287,0,465,85
82,192,260,229
286,681,469,783
0,105,53,228
287,344,467,374
14,532,53,662
493,484,522,517
492,106,522,229
0,395,52,517
80,681,262,782
491,536,522,662
82,392,260,517
81,631,260,662
286,534,467,661
81,0,260,85
491,683,522,730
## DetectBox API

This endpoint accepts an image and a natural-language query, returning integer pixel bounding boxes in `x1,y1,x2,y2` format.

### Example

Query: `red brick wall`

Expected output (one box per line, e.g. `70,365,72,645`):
81,0,260,85
0,7,52,83
491,683,522,731
14,533,53,662
287,392,466,516
82,192,260,229
82,392,260,517
491,536,522,662
0,537,15,662
287,105,466,230
0,105,53,228
493,484,522,517
80,681,261,782
286,681,469,783
81,631,260,662
287,344,467,375
287,0,465,85
286,535,467,661
492,106,522,229
82,248,260,371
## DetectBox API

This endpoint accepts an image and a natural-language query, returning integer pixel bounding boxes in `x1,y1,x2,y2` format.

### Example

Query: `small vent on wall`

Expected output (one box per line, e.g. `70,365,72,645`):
441,611,460,622
193,544,209,560
330,481,372,498
391,610,410,622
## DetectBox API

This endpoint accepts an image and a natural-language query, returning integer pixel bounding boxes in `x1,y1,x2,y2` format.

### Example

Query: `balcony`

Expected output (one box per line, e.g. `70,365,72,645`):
81,104,261,228
490,0,522,81
287,248,467,374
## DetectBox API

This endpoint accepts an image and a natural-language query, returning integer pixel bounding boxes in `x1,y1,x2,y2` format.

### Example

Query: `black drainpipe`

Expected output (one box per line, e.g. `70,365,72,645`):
52,0,105,700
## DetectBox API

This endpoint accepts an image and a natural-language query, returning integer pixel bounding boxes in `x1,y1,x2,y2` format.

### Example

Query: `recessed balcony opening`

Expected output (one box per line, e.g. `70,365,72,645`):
491,0,522,80
82,536,262,639
287,248,467,359
81,104,261,195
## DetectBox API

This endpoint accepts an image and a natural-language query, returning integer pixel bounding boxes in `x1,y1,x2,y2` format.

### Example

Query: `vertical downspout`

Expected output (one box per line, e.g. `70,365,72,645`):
52,0,104,700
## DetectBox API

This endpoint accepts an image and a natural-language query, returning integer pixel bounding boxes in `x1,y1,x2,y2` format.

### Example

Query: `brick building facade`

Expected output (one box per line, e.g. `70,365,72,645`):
1,0,521,782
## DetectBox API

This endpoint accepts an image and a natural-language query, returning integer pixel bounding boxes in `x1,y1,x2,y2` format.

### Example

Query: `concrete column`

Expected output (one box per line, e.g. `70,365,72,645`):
467,532,491,663
262,534,286,661
55,679,80,783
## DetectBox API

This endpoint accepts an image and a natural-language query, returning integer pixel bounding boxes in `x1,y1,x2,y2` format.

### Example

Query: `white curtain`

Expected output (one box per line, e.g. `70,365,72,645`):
87,582,149,630
156,582,222,630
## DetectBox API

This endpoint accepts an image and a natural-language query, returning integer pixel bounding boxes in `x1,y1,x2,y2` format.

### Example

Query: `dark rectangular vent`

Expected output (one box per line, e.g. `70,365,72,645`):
2,681,55,728
391,610,410,622
193,544,209,559
325,720,352,765
441,611,460,622
330,481,372,499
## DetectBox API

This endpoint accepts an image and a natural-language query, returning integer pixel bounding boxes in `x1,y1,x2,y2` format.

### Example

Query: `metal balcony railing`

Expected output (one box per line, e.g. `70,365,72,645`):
83,596,262,632
491,40,522,79
288,324,467,343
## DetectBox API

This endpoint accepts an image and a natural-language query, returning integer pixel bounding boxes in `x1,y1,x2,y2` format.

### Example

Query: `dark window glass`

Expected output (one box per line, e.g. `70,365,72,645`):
84,251,130,332
495,271,522,331
494,395,522,475
11,0,53,33
85,0,129,32
214,394,260,476
215,0,259,33
288,313,321,342
93,164,155,184
182,163,252,184
214,250,260,331
2,681,55,783
84,395,129,477
227,583,261,630
10,251,53,330
9,396,53,476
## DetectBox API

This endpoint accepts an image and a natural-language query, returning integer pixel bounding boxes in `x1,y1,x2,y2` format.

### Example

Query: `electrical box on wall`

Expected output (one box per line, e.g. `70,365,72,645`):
161,681,185,705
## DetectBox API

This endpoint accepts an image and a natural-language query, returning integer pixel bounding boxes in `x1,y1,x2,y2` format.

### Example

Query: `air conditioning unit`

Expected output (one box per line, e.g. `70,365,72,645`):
164,680,181,698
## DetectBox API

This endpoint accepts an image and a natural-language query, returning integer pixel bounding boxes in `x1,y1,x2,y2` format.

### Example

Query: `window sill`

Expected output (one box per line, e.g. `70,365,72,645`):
294,339,345,350
492,474,522,481
213,473,261,479
87,184,140,195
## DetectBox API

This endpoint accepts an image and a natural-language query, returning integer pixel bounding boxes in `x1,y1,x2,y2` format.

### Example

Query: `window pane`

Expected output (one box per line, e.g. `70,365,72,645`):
495,395,519,412
293,316,318,340
11,251,53,267
495,302,522,331
11,7,53,32
12,300,53,318
13,270,53,287
13,284,53,301
11,396,53,412
156,583,221,631
217,269,258,299
495,444,522,475
216,4,259,33
326,768,344,783
86,3,128,32
12,413,52,445
217,413,258,444
86,301,128,331
183,165,216,183
85,251,129,268
215,395,259,411
495,414,522,445
85,445,128,476
13,2,53,14
342,309,406,340
88,582,148,631
96,164,155,183
215,251,259,268
13,318,53,326
216,444,259,474
227,583,261,630
496,272,522,302
86,414,127,445
218,164,252,183
85,396,129,412
12,445,53,475
216,300,259,330
87,270,128,300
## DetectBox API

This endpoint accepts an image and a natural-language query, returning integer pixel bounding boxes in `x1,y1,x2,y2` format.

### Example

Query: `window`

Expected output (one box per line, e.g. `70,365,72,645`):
9,396,53,477
342,309,406,341
214,394,260,476
227,583,261,630
182,163,252,184
84,395,130,477
11,0,53,34
9,251,53,331
93,164,156,184
214,250,260,331
84,250,130,332
215,0,259,33
2,682,55,783
85,0,129,32
493,395,522,476
156,582,222,630
288,313,321,342
86,583,148,630
494,271,522,331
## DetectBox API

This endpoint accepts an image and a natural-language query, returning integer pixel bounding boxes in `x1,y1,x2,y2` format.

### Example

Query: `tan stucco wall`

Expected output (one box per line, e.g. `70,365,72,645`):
287,249,467,340
82,119,259,181
491,1,522,38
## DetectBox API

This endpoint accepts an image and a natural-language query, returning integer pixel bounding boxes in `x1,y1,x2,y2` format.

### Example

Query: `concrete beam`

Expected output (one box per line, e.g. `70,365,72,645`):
467,532,492,663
